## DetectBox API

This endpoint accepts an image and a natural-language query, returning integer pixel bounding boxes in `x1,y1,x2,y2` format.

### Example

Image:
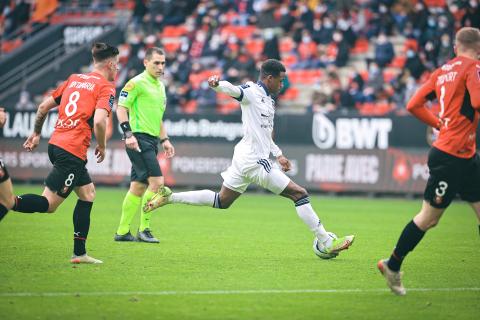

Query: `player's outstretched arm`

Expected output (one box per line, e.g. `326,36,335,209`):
208,75,242,99
93,108,109,163
24,96,57,152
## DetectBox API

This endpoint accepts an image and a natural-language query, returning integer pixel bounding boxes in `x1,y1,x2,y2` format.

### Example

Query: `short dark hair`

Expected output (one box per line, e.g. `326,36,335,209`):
145,47,165,60
91,42,119,62
260,59,286,78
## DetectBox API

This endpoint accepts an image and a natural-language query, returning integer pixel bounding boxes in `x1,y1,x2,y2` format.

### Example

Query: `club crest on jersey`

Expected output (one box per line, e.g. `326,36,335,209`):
124,81,135,91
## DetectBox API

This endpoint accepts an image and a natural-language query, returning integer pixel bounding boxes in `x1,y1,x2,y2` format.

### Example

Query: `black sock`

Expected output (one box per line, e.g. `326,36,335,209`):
13,194,49,213
0,203,8,222
73,200,93,256
387,220,425,272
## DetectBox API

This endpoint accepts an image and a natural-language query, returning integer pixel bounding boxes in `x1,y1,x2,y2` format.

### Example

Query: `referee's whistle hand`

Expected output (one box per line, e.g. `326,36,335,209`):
125,136,140,152
163,140,175,158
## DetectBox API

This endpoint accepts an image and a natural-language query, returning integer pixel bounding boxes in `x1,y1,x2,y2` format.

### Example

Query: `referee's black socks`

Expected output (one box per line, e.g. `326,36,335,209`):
13,194,49,213
73,200,93,256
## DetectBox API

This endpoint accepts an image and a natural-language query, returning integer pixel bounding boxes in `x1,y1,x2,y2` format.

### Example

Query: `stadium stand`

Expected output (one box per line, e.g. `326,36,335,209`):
1,0,479,115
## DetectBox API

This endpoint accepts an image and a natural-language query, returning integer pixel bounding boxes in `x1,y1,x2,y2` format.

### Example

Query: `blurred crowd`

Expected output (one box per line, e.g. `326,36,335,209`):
3,0,480,115
117,0,479,114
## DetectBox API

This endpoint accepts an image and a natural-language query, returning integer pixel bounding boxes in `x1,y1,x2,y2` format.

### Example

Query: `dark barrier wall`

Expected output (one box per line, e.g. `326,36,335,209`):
0,110,433,147
1,110,470,194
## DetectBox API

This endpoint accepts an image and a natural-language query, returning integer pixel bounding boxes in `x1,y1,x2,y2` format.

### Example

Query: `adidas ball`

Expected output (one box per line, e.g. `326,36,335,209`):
313,232,339,260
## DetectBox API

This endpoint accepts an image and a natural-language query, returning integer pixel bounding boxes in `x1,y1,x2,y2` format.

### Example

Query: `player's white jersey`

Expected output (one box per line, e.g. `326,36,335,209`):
233,81,282,162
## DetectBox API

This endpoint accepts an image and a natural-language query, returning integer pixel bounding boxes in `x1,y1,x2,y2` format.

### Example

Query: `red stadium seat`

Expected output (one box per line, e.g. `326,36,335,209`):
162,26,188,38
245,39,264,57
280,87,299,101
350,38,369,54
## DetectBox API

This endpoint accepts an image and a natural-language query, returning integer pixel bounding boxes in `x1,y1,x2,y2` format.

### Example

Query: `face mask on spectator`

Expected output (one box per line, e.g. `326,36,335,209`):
333,33,343,42
407,50,415,58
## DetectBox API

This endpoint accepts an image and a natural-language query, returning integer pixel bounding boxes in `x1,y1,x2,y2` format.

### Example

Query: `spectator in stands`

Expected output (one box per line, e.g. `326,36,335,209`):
15,90,36,111
361,62,383,103
461,0,480,29
437,33,455,66
316,16,335,45
333,30,350,67
262,29,280,60
423,40,439,69
374,32,395,68
132,0,147,31
192,80,217,113
405,48,426,79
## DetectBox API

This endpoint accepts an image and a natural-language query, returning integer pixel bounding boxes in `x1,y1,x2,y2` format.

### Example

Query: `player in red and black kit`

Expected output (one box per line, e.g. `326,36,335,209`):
11,42,119,264
378,27,480,295
0,107,15,222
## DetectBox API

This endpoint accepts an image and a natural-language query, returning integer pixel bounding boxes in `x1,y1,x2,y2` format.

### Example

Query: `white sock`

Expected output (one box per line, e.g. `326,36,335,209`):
295,199,332,246
170,190,216,207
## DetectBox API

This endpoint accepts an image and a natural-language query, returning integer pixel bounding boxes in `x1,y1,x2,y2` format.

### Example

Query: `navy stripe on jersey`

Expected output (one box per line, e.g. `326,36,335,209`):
257,159,271,173
233,87,244,102
460,89,474,122
295,196,310,207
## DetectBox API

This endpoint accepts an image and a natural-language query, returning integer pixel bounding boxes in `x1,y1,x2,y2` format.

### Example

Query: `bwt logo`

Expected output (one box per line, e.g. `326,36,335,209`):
312,114,392,149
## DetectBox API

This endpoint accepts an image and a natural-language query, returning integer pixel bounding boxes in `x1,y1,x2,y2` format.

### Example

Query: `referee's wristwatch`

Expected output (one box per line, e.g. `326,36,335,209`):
160,137,169,144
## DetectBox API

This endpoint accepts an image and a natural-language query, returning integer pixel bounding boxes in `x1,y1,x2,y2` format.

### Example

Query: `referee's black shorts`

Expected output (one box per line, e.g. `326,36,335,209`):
127,133,163,183
424,147,480,208
45,144,92,198
0,158,10,183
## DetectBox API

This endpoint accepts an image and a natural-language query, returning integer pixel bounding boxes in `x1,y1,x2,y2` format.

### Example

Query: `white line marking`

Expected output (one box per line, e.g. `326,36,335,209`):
1,288,479,297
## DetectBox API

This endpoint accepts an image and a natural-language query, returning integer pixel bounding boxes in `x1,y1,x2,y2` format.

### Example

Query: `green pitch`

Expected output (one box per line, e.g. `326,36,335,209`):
0,185,478,320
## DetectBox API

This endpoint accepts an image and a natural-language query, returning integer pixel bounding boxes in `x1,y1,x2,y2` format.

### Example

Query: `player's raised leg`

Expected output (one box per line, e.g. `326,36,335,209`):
146,184,241,212
280,180,354,255
70,182,102,264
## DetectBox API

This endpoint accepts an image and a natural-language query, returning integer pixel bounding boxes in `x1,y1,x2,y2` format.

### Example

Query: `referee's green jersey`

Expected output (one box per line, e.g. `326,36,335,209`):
118,70,166,137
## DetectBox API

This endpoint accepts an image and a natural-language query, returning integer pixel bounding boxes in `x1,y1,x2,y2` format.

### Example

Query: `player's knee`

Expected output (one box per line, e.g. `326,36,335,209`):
82,188,96,202
291,187,308,202
4,196,15,210
46,203,57,214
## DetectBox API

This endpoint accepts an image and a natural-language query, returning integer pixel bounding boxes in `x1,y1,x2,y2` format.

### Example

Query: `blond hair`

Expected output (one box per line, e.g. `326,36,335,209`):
455,27,480,51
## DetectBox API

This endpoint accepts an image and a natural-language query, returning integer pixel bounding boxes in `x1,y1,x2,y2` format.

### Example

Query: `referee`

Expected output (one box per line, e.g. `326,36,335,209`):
114,47,174,243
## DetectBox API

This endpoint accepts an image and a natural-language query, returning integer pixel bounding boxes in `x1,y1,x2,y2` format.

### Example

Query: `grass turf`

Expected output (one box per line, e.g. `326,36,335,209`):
0,185,478,319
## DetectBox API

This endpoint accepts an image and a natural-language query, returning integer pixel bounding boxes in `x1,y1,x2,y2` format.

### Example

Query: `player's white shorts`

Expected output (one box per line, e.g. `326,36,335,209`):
221,157,291,194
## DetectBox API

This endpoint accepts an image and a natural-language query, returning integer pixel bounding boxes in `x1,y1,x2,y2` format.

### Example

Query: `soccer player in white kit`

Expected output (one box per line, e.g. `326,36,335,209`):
145,59,355,257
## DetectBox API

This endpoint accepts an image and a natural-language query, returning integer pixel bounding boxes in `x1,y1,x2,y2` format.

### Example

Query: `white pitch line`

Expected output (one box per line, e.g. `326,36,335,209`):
1,288,479,297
